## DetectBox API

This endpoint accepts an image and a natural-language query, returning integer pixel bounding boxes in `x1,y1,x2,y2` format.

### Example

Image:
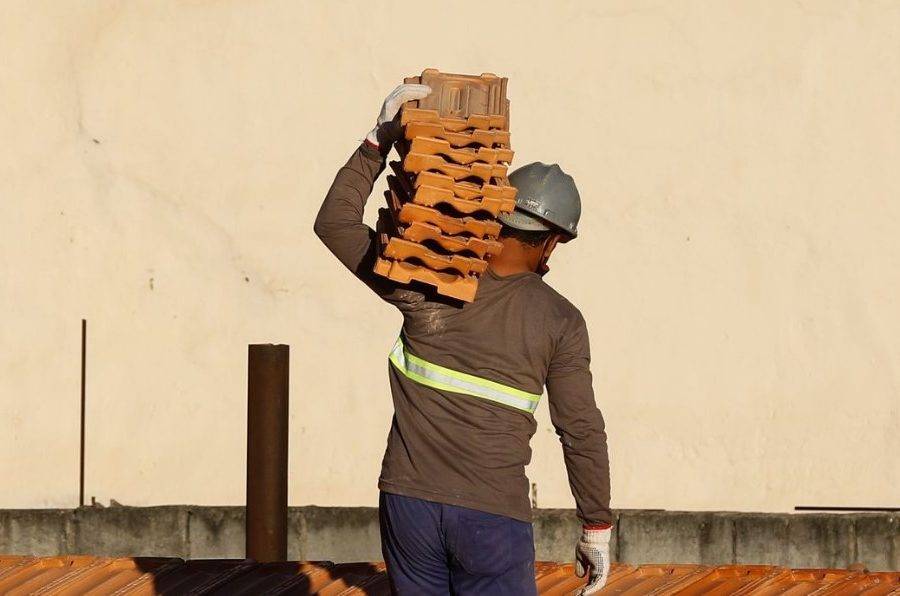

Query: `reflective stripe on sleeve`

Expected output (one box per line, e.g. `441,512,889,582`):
389,337,541,414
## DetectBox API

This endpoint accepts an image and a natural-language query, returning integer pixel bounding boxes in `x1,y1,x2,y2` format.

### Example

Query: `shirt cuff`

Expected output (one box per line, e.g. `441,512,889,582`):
360,139,384,162
583,522,613,531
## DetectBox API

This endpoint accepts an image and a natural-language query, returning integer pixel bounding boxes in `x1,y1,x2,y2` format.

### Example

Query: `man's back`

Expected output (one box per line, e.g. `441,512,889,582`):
313,142,610,525
315,121,614,590
382,268,593,522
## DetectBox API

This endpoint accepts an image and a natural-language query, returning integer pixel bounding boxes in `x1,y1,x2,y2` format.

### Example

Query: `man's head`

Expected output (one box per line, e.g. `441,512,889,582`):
493,162,581,275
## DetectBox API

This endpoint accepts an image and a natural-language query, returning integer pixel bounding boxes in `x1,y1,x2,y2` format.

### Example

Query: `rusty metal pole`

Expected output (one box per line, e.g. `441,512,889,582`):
246,344,289,562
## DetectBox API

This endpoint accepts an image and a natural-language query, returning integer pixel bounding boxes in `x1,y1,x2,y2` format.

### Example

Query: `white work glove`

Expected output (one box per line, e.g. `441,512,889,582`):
364,83,432,149
575,526,611,594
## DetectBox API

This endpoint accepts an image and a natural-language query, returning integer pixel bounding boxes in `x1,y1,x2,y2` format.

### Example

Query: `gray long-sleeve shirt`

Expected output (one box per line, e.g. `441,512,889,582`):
314,143,611,524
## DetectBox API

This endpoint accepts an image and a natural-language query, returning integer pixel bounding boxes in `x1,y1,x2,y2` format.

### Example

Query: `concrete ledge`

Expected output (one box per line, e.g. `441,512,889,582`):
0,507,896,571
72,506,190,558
734,513,790,565
188,506,245,559
617,510,733,565
533,508,613,562
786,514,855,568
734,512,864,569
0,509,72,556
854,513,899,571
291,506,381,562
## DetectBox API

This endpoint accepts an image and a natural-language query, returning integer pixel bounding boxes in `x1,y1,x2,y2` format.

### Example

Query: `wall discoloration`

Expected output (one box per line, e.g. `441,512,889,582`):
1,2,898,513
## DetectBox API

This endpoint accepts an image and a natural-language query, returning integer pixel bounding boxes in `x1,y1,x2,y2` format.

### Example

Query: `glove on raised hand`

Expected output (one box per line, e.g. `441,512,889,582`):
575,525,611,595
365,83,432,149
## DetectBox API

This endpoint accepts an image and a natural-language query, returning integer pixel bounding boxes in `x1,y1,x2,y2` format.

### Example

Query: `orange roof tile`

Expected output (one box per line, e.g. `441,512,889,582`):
0,556,897,595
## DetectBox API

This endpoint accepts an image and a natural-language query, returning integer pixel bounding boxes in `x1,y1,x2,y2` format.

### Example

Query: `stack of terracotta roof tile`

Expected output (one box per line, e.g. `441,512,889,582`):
373,69,515,302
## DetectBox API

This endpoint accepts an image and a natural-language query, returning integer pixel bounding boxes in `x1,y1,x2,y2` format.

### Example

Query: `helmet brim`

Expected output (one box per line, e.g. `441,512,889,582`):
498,208,552,232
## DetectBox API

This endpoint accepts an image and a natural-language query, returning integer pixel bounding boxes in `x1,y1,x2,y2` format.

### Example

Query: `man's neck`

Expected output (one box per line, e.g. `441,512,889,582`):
488,261,534,277
488,237,540,276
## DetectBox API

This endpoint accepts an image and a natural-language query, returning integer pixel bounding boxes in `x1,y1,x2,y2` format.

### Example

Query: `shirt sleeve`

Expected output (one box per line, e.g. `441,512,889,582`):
313,142,423,306
545,310,613,525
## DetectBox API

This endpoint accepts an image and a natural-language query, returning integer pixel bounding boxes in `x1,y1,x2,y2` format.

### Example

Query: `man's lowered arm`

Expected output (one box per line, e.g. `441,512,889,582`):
546,310,612,594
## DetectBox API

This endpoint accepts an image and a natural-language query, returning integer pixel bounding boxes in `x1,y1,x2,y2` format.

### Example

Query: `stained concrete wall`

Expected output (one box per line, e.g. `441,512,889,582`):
0,508,897,572
2,1,899,514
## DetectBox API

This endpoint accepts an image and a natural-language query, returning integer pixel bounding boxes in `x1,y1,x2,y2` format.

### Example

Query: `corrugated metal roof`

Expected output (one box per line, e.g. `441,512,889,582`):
0,556,897,595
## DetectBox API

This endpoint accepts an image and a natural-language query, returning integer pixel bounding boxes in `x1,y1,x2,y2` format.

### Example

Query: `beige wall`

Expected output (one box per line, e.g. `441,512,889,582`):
2,0,898,511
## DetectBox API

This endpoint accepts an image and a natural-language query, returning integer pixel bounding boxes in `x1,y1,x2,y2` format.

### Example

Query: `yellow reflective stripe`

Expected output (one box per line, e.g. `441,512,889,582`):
389,337,541,413
402,349,541,402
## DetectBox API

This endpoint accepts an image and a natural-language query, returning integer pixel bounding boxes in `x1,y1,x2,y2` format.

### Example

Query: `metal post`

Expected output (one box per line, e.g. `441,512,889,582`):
246,344,289,562
79,319,87,508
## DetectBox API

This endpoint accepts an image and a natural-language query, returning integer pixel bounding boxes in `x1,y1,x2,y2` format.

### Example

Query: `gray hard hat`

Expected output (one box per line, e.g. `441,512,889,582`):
499,162,581,238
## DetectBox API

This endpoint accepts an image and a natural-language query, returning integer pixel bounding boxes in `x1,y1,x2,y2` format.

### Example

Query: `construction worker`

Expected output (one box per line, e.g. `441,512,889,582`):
315,84,612,595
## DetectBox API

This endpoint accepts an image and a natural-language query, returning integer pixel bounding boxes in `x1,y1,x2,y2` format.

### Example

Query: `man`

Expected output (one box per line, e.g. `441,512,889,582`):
314,84,612,595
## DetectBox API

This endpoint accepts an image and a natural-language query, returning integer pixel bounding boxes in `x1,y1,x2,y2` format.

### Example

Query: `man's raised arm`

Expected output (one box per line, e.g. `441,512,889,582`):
313,142,384,275
313,84,431,282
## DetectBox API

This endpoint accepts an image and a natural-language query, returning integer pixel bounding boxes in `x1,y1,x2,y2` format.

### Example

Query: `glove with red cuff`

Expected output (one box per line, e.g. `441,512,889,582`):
575,523,612,595
364,83,432,152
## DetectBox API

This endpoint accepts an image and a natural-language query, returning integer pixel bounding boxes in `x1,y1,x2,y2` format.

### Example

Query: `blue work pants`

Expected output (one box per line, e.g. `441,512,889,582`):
379,491,537,595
